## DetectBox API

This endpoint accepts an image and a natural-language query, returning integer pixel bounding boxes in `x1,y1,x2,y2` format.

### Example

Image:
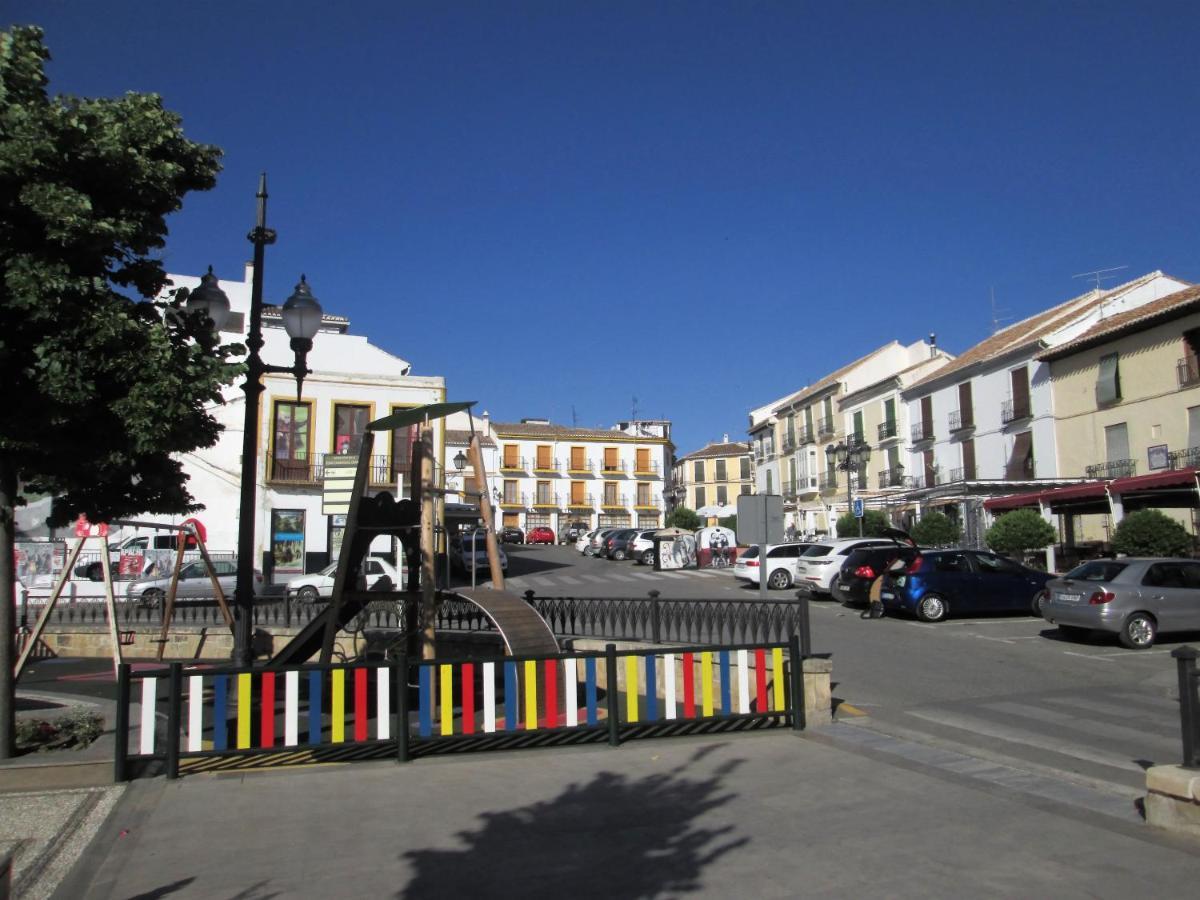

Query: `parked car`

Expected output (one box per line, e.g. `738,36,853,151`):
500,526,525,544
1042,558,1200,649
832,542,921,606
126,559,262,607
628,529,660,565
560,522,590,545
582,528,617,557
449,530,509,573
526,526,556,545
733,542,817,590
600,528,640,560
285,557,404,603
796,539,896,596
880,548,1054,622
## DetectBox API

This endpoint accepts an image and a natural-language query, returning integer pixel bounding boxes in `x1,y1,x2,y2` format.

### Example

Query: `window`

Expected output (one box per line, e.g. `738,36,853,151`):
636,483,652,506
570,446,587,470
785,415,796,444
1189,406,1200,451
503,479,519,503
961,439,976,480
715,459,727,481
1006,431,1034,479
694,460,705,483
333,403,370,455
717,485,728,505
272,401,312,480
503,445,520,468
740,457,751,480
923,449,936,487
603,483,620,505
932,553,971,573
535,481,554,504
883,398,896,428
695,486,706,508
1104,423,1130,465
535,445,553,469
958,382,974,427
852,410,864,442
974,553,1023,575
636,448,650,472
570,482,587,504
603,447,620,472
765,470,773,493
741,484,751,494
920,396,933,437
1096,353,1121,405
804,406,815,435
1010,367,1031,419
390,414,418,485
788,458,797,489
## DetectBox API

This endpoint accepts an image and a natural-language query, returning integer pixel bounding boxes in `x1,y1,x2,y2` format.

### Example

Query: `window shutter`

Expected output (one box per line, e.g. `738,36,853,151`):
1096,354,1121,405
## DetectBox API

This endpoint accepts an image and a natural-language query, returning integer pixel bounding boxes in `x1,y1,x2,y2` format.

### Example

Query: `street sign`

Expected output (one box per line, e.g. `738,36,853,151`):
322,455,358,515
853,498,864,518
736,494,785,547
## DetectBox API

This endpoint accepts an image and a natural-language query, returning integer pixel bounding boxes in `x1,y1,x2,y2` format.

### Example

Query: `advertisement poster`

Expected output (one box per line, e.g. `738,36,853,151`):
15,541,65,586
658,535,697,570
696,527,736,568
271,509,306,577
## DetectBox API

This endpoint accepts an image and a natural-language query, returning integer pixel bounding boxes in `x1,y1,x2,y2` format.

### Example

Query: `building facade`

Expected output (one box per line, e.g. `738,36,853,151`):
490,419,671,536
673,439,753,514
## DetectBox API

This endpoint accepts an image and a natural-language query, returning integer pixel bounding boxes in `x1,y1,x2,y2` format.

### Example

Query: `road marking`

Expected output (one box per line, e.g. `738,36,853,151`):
1062,651,1115,661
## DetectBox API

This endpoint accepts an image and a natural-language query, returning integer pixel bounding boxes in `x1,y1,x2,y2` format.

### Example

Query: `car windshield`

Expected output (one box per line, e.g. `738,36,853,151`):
740,546,759,559
1064,560,1128,582
319,563,338,576
801,545,833,558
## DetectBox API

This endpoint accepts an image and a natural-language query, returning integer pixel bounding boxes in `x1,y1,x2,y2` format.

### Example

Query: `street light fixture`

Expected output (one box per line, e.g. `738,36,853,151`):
825,437,872,537
452,450,467,473
189,175,323,667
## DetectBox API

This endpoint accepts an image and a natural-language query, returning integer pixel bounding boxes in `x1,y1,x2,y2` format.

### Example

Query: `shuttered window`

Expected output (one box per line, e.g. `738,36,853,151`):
1006,431,1034,479
1096,353,1121,406
1104,423,1130,464
920,396,933,438
1011,367,1031,419
962,439,976,480
958,382,974,427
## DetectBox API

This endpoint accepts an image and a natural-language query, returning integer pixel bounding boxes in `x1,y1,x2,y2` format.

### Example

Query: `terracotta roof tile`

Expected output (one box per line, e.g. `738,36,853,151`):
1037,284,1200,361
445,429,496,448
771,344,895,414
490,421,667,442
678,441,750,461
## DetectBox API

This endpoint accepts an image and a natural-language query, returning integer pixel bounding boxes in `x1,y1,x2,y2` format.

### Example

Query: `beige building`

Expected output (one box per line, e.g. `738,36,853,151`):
672,439,753,514
491,419,671,535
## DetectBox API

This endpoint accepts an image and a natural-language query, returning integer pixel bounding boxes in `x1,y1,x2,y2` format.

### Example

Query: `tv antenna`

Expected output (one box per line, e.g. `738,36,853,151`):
631,395,638,421
989,286,1011,335
571,405,578,427
1072,265,1128,292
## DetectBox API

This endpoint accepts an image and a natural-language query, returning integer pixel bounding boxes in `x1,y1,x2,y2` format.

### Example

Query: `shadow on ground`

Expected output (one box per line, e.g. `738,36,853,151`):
397,743,748,898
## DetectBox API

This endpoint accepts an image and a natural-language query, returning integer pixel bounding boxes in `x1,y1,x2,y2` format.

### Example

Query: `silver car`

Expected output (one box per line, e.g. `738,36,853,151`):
1042,557,1200,649
126,559,263,607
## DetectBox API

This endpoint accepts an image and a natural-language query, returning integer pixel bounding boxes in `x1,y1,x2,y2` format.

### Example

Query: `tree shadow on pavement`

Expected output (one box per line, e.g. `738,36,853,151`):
397,744,748,899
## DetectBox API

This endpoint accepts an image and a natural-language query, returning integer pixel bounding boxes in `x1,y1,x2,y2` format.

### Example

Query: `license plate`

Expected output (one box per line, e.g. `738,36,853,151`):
1055,591,1082,604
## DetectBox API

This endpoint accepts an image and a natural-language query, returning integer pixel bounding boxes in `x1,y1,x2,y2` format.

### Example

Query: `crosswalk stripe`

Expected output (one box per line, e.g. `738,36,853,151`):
982,700,1179,748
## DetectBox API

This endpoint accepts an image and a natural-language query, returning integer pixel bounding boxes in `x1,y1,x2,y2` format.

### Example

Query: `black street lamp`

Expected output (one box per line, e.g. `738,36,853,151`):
825,437,872,537
187,175,323,666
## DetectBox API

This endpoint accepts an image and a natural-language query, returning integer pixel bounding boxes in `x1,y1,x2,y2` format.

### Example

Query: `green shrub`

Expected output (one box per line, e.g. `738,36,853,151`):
985,508,1056,555
835,509,891,537
665,507,700,530
910,511,961,547
1112,509,1192,557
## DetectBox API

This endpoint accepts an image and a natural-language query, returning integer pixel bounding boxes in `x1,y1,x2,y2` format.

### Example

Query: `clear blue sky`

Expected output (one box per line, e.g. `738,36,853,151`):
9,2,1200,455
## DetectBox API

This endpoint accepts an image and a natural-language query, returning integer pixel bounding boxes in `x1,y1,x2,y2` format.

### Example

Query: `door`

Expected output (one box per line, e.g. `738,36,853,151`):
970,552,1032,611
924,551,979,610
1139,562,1200,632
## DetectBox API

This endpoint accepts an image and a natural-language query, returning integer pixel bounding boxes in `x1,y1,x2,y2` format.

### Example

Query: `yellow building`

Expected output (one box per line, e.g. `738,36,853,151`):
672,440,753,515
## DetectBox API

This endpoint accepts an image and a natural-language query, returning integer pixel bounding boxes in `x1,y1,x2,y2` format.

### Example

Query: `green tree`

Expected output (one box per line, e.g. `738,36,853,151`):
910,511,961,547
835,509,890,537
0,27,231,756
1112,509,1192,558
985,509,1056,555
717,514,737,533
665,507,700,530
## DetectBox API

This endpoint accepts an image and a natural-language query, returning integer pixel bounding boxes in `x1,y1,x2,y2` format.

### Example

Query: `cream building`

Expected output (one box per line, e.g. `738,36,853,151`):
673,438,753,515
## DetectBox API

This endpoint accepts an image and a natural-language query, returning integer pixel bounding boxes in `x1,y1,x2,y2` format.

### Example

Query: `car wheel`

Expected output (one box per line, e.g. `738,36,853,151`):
1118,612,1156,650
140,588,165,610
297,586,320,604
916,593,948,623
767,568,792,590
584,547,594,557
613,549,626,561
1032,589,1049,618
642,550,656,566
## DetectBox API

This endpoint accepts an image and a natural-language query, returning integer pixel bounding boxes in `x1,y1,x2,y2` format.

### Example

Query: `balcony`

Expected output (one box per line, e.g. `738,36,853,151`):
1168,446,1200,470
633,461,661,477
499,492,529,508
500,456,528,473
1179,356,1200,389
817,417,836,439
601,461,628,477
634,494,660,509
1000,399,1032,425
877,468,906,489
877,420,899,441
948,466,975,482
566,494,595,509
600,494,629,509
948,409,974,433
532,458,561,475
567,460,594,475
781,434,797,454
269,454,399,486
532,492,562,509
781,479,797,501
910,422,934,444
1085,459,1137,479
818,472,839,493
797,425,814,445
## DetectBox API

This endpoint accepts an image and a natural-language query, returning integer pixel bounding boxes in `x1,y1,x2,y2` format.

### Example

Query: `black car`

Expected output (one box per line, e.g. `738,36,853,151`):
600,528,639,560
500,526,525,544
832,543,920,606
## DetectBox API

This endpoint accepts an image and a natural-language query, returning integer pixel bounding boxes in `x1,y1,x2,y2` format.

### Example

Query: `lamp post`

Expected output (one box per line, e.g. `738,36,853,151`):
825,437,872,538
186,175,323,667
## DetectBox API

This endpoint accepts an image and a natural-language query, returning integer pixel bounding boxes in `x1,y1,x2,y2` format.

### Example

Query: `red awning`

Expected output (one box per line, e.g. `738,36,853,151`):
1110,467,1198,494
1039,482,1109,503
983,491,1043,511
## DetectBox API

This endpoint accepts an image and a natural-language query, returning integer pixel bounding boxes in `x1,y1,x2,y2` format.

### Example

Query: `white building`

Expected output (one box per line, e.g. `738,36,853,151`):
148,264,447,581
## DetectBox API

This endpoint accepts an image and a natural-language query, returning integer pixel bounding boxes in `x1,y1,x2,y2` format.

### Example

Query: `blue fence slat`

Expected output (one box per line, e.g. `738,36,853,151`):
585,657,597,726
418,666,432,738
308,670,322,745
720,651,731,716
645,655,658,721
504,661,518,732
213,676,227,751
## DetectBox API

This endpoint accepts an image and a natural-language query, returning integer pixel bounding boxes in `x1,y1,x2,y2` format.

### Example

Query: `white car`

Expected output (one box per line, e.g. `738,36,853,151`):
795,538,894,596
581,528,617,557
627,529,660,565
286,557,405,603
449,531,509,573
733,542,816,590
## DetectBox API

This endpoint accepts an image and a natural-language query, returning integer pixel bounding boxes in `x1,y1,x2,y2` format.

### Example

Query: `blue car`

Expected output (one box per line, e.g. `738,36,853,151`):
879,549,1054,622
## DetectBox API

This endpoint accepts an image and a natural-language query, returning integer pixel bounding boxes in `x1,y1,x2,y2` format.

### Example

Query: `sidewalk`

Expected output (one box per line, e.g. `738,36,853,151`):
54,729,1200,899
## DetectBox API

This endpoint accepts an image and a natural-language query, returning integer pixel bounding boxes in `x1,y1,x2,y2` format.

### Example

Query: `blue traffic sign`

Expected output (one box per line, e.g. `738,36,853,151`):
852,498,864,518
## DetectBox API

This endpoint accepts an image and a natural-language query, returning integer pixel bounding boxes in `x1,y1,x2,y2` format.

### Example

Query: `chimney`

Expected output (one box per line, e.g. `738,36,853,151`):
929,332,937,358
481,410,490,435
722,433,729,443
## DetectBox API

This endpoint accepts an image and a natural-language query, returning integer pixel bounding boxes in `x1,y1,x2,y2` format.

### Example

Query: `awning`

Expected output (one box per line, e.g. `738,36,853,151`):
1112,467,1200,510
1110,467,1198,493
983,492,1042,512
983,480,1109,513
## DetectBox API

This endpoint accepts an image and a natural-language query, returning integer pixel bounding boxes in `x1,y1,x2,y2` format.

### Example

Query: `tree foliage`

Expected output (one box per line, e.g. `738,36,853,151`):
665,507,700,530
835,509,891,537
985,509,1056,554
910,511,961,547
1112,509,1192,558
0,25,232,756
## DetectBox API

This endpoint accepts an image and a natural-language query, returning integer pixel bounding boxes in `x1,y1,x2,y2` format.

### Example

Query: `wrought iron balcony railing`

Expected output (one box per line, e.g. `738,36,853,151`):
1000,398,1032,424
567,460,594,474
781,434,797,454
600,494,629,508
500,456,528,472
948,409,974,432
817,417,836,438
910,422,934,443
877,420,899,441
566,494,595,508
797,425,814,445
269,454,399,486
1085,459,1137,479
532,493,562,508
633,461,661,476
877,468,906,489
1179,356,1200,389
634,494,661,509
818,472,839,492
532,458,562,474
781,480,797,501
948,466,974,482
1168,446,1200,470
499,492,530,507
601,461,628,476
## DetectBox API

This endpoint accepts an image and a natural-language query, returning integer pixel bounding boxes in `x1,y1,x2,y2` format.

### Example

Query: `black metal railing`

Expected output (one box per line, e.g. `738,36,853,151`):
500,492,529,507
500,457,528,471
1179,356,1200,389
1001,399,1031,424
817,417,835,438
781,480,797,501
818,472,839,492
797,425,814,445
601,462,628,475
633,461,661,476
910,422,933,443
533,493,562,508
877,420,898,441
270,453,398,485
1085,459,1137,479
532,458,561,473
781,434,797,453
567,460,594,474
1168,446,1200,470
948,466,973,482
948,409,974,432
1172,647,1199,768
567,494,595,508
877,468,905,489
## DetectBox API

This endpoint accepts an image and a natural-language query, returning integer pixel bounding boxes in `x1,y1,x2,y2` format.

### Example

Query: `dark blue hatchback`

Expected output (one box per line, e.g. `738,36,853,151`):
879,549,1054,622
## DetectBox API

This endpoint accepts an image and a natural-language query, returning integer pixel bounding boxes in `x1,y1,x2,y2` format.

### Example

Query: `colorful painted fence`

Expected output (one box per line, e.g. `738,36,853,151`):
114,638,805,780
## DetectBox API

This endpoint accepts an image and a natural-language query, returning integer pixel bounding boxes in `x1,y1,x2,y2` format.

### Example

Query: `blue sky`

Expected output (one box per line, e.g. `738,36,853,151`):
9,2,1200,455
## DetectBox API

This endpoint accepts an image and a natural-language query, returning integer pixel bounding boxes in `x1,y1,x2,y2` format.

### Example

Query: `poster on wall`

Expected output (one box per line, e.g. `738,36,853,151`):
271,509,306,577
